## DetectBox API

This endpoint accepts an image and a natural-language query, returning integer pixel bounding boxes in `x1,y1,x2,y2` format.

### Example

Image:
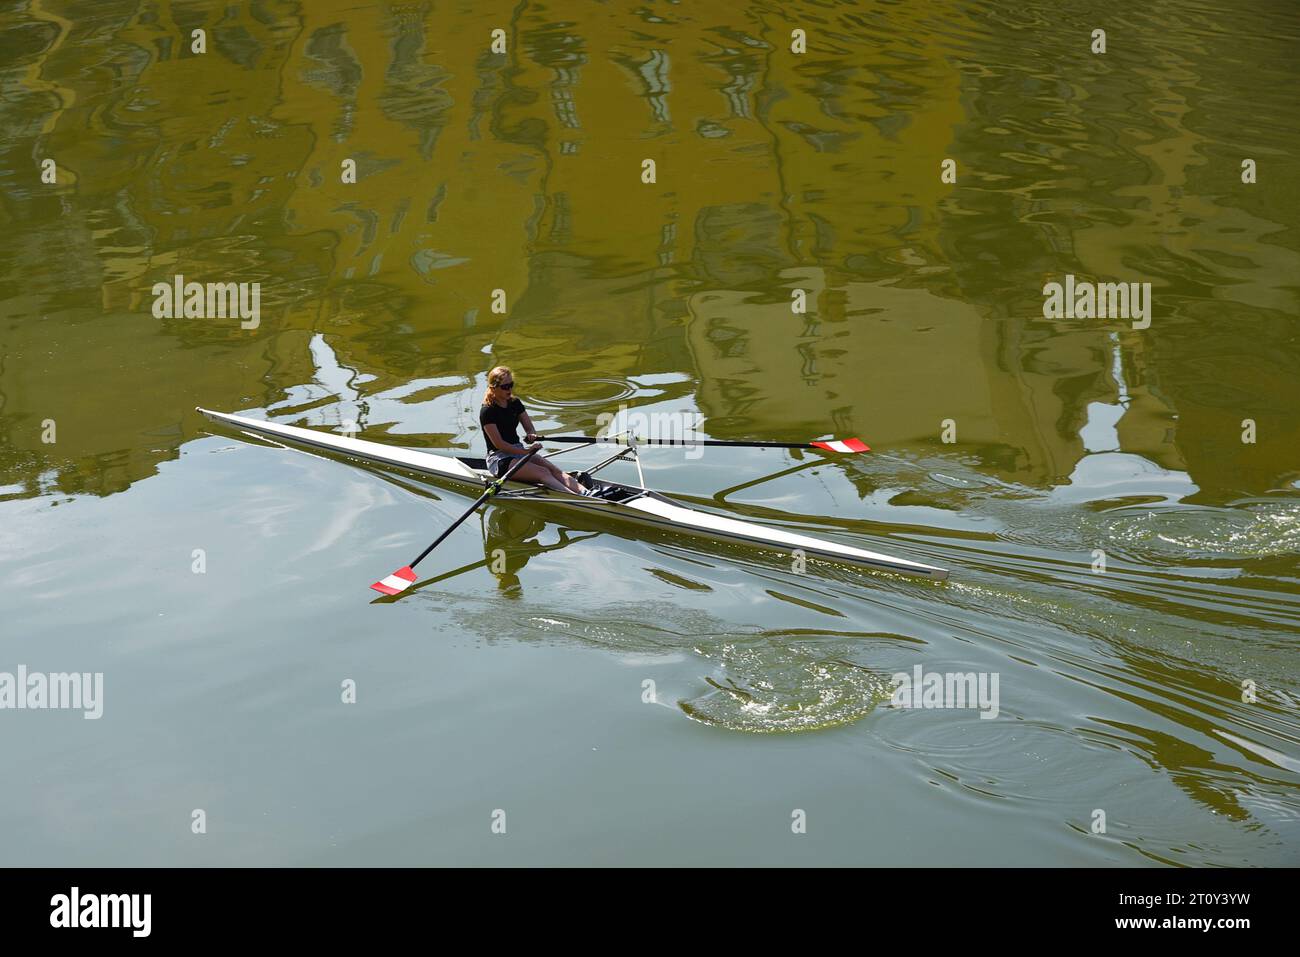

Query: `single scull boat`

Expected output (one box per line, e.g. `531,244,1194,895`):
196,407,949,584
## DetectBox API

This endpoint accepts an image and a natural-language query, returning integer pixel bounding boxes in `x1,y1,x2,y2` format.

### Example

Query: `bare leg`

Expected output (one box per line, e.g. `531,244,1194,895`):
535,453,585,493
507,461,578,494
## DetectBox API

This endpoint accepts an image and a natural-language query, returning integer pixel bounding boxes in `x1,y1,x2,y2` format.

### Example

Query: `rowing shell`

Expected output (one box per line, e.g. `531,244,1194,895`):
196,407,950,581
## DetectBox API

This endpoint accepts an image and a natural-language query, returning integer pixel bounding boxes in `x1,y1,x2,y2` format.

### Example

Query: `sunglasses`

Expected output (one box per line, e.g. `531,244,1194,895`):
496,380,514,390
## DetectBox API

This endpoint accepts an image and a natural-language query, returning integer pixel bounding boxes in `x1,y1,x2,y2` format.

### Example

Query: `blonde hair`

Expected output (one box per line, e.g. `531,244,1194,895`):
483,365,514,405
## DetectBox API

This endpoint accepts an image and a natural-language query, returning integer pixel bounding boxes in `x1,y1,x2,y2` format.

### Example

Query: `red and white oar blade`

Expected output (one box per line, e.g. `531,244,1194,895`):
371,565,418,596
811,438,871,453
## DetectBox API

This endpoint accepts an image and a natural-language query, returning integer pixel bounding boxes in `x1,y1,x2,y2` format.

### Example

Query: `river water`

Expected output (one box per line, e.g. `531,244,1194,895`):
1,0,1297,865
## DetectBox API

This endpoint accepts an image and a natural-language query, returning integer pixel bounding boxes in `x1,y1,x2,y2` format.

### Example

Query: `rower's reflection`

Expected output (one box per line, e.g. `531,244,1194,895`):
483,508,538,595
482,508,600,597
369,505,599,603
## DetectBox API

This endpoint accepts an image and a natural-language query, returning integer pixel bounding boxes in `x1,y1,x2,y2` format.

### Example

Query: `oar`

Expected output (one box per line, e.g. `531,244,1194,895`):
540,434,870,453
370,446,541,595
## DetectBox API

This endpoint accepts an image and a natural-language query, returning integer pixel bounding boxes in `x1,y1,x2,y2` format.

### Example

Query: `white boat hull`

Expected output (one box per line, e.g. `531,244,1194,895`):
196,407,949,581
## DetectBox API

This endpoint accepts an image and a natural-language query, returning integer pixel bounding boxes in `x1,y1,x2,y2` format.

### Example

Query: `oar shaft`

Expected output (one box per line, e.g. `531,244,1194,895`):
543,435,821,450
408,446,540,569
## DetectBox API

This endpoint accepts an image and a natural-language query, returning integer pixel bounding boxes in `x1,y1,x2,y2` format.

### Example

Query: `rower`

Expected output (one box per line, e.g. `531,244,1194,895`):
479,366,590,495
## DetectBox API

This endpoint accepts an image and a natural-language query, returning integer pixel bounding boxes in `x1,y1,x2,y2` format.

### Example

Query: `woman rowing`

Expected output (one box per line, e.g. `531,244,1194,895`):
480,366,588,494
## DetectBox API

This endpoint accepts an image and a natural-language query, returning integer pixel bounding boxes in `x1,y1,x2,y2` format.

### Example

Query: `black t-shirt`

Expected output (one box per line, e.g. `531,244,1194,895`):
479,398,526,455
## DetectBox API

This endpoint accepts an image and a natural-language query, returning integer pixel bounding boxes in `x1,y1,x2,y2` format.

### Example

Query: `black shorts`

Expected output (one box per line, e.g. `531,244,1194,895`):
486,449,528,478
